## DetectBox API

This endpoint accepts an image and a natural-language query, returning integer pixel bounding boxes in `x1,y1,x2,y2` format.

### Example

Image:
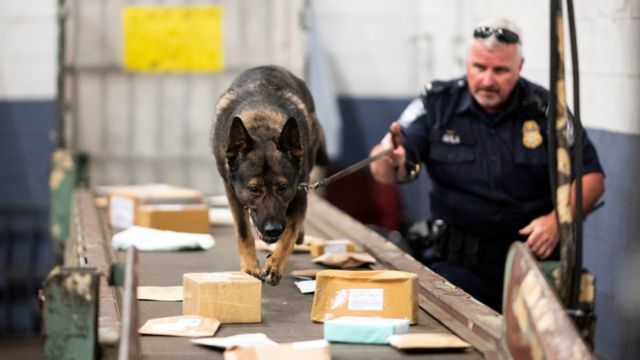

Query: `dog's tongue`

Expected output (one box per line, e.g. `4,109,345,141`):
257,230,264,240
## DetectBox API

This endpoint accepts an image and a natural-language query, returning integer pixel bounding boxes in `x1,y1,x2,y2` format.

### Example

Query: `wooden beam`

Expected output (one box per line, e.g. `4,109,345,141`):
503,242,593,359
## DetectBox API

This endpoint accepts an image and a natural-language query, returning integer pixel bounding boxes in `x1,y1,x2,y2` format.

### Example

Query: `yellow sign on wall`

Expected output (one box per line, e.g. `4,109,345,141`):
123,5,224,72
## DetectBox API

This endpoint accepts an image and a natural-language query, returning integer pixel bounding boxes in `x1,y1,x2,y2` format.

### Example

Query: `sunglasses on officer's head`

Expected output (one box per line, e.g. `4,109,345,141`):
473,26,520,44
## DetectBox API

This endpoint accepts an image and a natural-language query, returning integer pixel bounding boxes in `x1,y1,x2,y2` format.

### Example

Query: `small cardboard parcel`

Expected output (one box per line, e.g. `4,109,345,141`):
108,183,206,231
183,272,261,323
311,270,418,324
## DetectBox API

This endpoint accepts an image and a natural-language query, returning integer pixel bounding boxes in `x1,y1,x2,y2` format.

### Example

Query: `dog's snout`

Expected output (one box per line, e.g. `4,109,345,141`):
264,222,284,239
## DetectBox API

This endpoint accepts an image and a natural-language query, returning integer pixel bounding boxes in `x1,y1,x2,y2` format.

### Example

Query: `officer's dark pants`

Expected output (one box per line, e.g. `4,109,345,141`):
427,260,505,312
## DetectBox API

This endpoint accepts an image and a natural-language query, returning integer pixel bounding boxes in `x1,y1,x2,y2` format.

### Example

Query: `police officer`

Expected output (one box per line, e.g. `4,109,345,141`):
369,18,605,311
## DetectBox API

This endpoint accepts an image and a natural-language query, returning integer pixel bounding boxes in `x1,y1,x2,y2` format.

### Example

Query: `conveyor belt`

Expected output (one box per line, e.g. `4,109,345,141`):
70,189,488,359
127,230,483,359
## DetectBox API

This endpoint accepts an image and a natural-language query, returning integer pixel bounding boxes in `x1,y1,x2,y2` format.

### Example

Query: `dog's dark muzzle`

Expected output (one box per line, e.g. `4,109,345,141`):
261,222,284,243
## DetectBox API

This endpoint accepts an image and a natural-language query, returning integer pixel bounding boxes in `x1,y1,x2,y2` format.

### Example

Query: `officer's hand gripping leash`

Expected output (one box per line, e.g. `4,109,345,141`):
298,128,420,192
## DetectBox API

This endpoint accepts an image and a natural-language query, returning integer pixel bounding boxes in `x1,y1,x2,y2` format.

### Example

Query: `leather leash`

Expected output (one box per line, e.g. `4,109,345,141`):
298,147,394,192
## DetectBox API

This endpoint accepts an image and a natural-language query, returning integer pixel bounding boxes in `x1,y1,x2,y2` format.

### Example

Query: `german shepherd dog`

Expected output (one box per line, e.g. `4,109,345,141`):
212,66,328,285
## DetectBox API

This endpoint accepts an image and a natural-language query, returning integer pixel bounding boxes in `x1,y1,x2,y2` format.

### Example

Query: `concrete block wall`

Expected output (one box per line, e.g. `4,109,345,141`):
0,0,57,101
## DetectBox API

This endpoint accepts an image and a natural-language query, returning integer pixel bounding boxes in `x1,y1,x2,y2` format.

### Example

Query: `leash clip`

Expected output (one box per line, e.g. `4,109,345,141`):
298,181,320,193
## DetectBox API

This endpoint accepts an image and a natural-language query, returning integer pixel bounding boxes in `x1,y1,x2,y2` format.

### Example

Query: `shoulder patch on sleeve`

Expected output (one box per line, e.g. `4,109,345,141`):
397,98,426,127
424,79,454,95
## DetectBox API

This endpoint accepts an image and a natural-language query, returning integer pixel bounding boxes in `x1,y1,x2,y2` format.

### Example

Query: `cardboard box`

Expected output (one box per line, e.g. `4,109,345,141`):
108,184,205,229
136,203,209,233
183,272,261,323
309,239,355,257
224,339,330,360
311,270,418,324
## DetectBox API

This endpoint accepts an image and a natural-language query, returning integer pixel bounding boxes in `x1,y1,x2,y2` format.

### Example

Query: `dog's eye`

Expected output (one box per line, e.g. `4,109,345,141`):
247,185,262,196
276,184,288,195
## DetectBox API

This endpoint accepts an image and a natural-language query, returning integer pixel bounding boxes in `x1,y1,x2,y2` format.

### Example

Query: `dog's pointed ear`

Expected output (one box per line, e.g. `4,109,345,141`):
226,117,253,169
277,117,303,159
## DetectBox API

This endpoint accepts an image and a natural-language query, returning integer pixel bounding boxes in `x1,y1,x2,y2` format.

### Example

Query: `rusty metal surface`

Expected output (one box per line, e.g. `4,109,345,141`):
503,242,593,360
68,189,123,354
306,194,505,359
42,266,99,360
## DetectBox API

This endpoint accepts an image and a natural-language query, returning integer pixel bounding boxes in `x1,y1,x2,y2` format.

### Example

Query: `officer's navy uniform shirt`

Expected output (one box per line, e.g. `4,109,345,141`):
398,77,603,241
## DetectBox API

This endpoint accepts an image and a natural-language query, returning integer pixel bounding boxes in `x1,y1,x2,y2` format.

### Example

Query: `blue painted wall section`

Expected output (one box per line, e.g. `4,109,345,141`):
0,100,56,335
0,100,56,208
582,129,640,359
331,96,640,360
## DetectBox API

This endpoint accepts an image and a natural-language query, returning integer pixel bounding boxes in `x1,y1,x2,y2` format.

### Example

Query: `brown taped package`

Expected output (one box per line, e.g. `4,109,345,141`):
311,270,418,324
136,204,209,233
311,252,377,269
224,339,330,360
108,184,205,229
309,239,355,257
183,272,261,323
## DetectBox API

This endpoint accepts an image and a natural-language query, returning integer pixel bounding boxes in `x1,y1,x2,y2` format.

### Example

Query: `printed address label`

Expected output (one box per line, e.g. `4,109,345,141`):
348,288,384,311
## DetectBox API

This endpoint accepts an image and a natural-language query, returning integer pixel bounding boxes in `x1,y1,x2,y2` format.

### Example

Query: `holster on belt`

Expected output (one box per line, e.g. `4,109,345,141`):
407,219,510,267
405,219,448,263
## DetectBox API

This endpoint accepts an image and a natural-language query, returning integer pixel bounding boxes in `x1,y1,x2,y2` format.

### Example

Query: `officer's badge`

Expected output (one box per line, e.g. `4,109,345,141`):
522,120,543,149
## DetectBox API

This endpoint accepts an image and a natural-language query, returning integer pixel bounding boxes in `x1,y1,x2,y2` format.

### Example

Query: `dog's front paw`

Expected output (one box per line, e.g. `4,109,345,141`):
241,261,262,281
260,267,282,286
244,269,262,281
